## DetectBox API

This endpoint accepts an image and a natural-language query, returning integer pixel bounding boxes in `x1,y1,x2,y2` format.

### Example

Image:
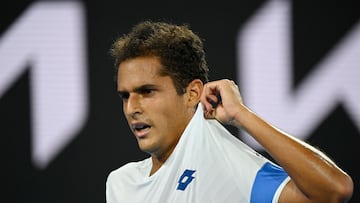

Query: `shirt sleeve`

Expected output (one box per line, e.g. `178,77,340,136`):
250,162,289,203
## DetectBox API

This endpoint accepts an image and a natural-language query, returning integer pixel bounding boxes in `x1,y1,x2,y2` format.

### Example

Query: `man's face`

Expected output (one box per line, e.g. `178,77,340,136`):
117,56,193,159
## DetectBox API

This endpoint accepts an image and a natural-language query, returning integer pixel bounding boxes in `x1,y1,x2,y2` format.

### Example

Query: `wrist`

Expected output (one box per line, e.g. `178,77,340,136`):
229,103,249,128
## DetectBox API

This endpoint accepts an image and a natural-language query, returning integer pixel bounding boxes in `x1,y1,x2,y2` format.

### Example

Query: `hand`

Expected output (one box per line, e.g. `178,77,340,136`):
200,79,244,126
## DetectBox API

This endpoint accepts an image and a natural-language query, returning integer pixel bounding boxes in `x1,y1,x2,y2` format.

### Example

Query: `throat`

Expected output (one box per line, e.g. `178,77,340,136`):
149,153,170,176
148,134,182,176
149,155,166,176
149,164,160,176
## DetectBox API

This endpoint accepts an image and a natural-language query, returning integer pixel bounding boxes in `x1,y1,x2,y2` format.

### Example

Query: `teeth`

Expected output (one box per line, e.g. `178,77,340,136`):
136,125,145,130
133,124,149,131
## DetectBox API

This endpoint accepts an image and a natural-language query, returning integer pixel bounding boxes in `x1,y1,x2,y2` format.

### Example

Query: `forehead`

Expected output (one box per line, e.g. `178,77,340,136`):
117,56,169,90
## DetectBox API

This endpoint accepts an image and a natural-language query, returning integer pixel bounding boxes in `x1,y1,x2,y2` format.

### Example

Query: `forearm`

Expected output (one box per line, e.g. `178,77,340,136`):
201,79,353,202
234,104,353,202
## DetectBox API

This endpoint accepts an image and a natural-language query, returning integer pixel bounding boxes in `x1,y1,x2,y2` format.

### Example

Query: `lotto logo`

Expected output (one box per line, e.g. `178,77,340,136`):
177,169,196,191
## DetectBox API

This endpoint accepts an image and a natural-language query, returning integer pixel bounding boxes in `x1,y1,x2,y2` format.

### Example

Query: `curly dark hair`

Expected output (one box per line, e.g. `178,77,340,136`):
110,20,209,94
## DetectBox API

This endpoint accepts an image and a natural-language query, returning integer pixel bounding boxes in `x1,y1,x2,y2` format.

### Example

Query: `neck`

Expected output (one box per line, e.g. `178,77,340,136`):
149,107,197,176
150,153,171,176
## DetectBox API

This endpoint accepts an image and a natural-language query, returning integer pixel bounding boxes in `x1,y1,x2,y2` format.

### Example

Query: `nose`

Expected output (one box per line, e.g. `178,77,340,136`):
124,93,142,119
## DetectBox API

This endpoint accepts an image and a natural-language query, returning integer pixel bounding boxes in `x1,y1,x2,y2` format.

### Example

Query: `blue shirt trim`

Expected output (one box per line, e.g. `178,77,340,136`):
250,162,288,203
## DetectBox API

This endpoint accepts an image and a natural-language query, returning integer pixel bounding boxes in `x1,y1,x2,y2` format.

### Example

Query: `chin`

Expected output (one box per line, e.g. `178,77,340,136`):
138,143,154,154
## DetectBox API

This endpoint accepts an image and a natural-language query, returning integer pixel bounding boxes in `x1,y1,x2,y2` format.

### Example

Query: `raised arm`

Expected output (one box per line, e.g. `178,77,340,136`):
200,79,353,203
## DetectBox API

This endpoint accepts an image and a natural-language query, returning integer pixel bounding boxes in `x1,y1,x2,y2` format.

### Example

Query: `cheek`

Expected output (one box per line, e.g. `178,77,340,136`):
158,103,186,128
153,98,183,115
150,100,181,124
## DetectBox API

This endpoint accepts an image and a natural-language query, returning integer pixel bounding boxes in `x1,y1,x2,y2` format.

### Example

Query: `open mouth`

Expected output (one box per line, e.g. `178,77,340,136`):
132,123,151,133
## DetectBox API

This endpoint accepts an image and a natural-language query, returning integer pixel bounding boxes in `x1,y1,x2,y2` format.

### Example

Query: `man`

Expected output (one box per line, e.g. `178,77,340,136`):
106,20,353,202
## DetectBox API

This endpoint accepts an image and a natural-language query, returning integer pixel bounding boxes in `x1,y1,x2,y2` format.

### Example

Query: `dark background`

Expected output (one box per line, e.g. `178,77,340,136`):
2,0,359,202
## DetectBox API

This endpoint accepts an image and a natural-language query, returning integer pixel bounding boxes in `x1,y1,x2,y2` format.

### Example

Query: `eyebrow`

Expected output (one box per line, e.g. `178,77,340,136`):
118,84,159,94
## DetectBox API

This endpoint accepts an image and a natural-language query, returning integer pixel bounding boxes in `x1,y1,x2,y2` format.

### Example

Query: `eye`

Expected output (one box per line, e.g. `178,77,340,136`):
138,87,156,96
118,92,129,100
140,88,153,94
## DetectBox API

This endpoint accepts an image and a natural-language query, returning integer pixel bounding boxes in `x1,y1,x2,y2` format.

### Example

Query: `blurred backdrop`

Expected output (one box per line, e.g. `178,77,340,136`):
1,0,359,202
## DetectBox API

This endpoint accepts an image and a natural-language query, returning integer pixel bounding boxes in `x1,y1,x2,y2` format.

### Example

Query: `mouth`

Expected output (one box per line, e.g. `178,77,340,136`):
131,122,151,138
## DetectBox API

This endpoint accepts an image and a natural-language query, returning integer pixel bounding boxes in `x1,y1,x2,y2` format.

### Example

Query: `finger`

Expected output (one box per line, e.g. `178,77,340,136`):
201,85,213,111
206,94,218,107
203,108,216,119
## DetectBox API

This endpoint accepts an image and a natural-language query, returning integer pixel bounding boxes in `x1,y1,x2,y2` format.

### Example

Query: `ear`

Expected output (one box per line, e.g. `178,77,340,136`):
185,79,203,108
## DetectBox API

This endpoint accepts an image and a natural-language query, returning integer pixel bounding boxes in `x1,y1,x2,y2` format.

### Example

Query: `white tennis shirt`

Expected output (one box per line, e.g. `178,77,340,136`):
106,106,290,203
